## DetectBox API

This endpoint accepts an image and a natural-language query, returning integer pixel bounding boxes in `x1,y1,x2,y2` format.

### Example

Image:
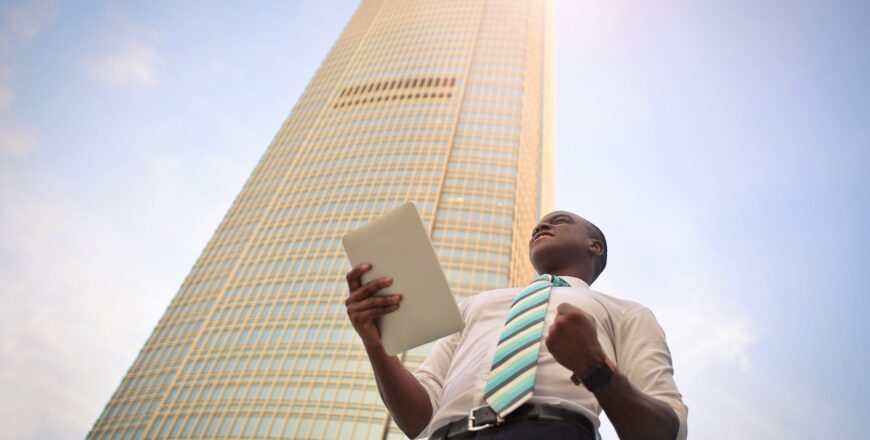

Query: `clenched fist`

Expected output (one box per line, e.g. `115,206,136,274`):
545,303,607,380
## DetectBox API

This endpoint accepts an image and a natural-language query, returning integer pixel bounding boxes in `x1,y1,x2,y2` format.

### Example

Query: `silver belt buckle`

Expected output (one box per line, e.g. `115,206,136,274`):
467,405,503,432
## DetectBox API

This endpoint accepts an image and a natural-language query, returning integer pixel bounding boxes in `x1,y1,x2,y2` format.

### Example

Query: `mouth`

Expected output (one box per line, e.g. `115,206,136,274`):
533,232,554,242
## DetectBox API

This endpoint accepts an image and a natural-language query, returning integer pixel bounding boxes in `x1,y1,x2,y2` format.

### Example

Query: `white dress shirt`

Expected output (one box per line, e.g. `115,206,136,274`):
413,276,688,439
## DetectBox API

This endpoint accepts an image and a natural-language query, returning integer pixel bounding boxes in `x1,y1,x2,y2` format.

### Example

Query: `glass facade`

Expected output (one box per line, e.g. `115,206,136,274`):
87,0,553,438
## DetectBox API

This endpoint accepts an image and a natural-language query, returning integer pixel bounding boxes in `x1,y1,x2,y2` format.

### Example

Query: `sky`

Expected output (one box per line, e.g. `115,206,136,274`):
0,0,867,439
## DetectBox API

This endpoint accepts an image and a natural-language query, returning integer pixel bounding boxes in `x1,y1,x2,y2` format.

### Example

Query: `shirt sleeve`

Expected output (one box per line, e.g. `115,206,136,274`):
410,298,468,437
616,308,688,440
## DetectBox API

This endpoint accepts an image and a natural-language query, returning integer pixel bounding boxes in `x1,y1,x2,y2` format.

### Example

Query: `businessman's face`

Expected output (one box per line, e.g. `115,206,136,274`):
528,211,592,274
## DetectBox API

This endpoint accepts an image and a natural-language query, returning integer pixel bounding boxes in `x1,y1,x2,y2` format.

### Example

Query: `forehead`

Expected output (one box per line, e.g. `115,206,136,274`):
539,211,581,223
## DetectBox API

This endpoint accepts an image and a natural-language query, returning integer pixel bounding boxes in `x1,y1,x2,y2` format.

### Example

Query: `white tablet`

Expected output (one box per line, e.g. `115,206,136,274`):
342,201,464,356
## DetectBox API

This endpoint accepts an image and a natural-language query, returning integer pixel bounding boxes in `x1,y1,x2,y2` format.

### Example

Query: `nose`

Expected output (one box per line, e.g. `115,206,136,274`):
532,221,552,237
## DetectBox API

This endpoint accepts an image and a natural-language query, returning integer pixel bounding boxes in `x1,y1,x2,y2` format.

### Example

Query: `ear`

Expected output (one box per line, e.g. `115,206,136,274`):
588,239,604,257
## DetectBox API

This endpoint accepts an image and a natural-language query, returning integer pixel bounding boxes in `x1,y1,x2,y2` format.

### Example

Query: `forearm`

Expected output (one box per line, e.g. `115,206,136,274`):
595,370,679,440
366,345,433,438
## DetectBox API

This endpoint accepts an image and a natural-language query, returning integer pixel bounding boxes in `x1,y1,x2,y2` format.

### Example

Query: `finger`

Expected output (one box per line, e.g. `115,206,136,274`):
350,276,394,302
570,373,582,386
347,294,402,312
547,323,558,339
348,304,401,325
345,263,372,291
556,303,577,315
349,276,393,302
356,303,400,323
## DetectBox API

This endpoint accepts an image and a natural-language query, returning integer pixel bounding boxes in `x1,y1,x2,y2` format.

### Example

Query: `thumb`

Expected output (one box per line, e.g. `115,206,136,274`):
556,302,579,315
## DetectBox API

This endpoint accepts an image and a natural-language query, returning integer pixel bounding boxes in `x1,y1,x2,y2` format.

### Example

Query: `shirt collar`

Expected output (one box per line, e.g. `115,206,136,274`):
555,275,589,289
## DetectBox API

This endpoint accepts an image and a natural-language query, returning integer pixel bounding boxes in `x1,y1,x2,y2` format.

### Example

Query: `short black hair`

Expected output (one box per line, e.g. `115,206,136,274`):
587,221,608,283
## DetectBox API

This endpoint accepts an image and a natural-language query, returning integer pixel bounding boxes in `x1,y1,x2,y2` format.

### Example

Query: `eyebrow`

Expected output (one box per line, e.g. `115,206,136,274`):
546,214,574,223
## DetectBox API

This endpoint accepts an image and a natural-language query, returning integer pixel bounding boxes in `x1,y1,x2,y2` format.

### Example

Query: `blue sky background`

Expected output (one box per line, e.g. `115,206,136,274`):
0,1,867,438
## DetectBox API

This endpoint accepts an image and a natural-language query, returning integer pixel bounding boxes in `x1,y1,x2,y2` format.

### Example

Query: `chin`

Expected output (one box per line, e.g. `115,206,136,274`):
529,248,554,273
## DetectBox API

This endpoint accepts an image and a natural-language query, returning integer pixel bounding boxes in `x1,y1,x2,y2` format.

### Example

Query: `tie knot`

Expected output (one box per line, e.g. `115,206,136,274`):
533,274,569,287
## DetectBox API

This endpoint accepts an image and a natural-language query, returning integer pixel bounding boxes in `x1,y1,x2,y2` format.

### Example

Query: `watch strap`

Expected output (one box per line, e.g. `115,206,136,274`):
570,357,616,391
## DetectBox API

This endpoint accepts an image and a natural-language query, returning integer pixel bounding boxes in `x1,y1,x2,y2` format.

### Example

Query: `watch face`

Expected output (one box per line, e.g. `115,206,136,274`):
583,363,613,392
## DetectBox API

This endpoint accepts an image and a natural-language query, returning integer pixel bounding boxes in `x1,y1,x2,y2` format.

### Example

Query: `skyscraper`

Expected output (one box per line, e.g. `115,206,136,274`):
88,0,553,438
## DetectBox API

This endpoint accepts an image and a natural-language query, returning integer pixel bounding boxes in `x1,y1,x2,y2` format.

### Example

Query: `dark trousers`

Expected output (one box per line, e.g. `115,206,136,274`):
452,420,595,440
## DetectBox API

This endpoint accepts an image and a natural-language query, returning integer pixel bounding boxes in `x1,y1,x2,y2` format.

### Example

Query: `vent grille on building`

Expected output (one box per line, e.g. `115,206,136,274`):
333,77,457,109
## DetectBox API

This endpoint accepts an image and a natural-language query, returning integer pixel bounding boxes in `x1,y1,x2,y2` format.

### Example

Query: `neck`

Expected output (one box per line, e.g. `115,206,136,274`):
543,263,593,285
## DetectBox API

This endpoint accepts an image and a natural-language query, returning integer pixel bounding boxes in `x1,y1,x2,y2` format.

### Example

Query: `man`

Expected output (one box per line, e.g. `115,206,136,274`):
345,211,687,439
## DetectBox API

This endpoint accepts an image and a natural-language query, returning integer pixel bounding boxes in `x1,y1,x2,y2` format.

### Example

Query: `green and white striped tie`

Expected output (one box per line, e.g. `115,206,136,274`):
484,274,569,416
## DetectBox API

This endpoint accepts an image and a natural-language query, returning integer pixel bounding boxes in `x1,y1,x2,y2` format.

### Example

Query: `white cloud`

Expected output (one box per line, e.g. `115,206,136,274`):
0,1,57,159
82,8,162,89
0,0,58,97
0,84,12,110
662,306,758,371
0,0,57,47
0,170,193,439
0,143,243,438
0,121,36,157
85,40,160,88
0,65,14,111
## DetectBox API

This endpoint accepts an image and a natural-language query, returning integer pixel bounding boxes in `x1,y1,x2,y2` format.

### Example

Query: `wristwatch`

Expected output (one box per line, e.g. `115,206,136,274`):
571,358,615,392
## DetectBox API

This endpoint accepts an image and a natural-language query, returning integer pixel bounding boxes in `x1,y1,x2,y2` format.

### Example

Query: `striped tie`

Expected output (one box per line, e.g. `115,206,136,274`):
484,274,569,416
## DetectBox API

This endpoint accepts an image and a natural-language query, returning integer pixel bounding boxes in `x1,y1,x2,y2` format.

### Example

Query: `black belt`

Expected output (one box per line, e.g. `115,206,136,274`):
429,403,595,440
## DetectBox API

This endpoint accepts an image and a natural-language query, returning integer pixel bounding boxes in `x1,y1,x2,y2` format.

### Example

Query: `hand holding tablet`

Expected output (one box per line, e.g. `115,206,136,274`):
342,202,465,356
344,264,403,351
